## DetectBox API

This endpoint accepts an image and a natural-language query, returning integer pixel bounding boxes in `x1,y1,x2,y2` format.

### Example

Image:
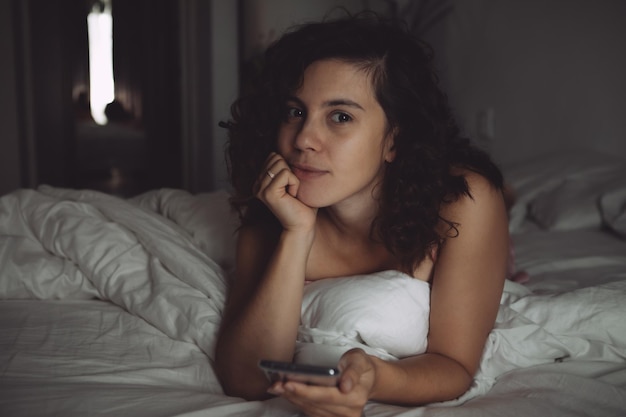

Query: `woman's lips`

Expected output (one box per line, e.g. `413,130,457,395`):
291,164,327,180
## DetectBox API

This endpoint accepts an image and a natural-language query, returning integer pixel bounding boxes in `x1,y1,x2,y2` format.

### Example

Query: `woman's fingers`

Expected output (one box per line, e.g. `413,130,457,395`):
255,153,283,194
256,154,295,200
264,153,285,179
279,381,366,417
254,152,314,231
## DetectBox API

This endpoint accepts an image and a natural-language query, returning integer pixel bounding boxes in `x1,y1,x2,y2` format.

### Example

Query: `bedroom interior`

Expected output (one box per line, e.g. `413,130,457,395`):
1,0,625,197
1,0,625,416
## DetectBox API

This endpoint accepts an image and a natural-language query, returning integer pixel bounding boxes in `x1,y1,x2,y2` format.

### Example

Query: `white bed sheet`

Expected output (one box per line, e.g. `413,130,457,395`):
1,185,626,417
2,299,625,417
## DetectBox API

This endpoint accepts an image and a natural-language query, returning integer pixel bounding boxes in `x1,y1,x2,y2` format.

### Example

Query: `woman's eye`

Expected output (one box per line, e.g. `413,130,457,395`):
286,107,304,119
330,112,352,123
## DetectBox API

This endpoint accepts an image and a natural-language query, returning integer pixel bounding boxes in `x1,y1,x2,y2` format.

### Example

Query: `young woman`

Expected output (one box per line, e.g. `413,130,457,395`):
215,13,509,416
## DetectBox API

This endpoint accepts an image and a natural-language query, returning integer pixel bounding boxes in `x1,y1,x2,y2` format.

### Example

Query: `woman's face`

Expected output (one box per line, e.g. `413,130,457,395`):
276,59,395,209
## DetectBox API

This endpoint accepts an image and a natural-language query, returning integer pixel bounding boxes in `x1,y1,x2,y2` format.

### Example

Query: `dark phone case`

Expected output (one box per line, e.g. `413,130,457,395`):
259,360,340,387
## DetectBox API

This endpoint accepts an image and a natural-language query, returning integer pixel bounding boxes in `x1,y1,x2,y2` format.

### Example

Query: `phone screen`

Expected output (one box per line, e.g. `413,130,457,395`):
258,360,340,387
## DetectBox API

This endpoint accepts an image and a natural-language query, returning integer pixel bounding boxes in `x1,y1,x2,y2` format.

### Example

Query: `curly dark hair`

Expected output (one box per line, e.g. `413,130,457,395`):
221,12,503,272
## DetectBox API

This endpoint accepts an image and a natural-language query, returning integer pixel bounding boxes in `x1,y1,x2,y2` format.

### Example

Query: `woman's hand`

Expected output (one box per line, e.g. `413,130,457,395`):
268,349,376,417
256,152,318,233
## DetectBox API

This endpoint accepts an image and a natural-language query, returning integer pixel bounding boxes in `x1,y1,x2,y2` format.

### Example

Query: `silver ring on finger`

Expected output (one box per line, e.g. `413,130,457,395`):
266,170,275,179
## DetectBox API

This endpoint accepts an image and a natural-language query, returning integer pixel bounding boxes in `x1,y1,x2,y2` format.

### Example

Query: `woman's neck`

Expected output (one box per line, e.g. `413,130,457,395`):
319,198,379,242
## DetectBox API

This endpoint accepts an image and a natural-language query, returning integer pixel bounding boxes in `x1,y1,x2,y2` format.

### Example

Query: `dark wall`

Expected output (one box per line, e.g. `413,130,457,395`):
29,0,76,188
1,0,23,195
112,0,182,190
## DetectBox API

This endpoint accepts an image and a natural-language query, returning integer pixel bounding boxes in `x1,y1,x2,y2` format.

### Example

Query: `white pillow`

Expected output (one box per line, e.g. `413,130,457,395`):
131,189,239,271
299,270,430,361
528,172,626,231
600,186,626,238
503,149,626,232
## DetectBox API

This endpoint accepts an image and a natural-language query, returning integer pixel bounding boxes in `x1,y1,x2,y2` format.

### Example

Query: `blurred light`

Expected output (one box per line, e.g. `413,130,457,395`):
87,0,114,125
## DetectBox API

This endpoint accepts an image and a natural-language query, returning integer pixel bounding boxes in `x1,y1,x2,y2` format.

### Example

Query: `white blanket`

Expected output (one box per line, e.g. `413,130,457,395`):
0,186,227,360
1,187,626,412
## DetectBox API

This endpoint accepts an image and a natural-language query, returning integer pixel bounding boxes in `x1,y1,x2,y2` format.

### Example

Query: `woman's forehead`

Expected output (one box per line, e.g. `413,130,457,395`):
293,59,378,106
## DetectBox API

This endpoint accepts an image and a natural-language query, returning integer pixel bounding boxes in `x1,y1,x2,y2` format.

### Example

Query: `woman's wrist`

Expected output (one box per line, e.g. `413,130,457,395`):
280,225,316,249
367,355,390,401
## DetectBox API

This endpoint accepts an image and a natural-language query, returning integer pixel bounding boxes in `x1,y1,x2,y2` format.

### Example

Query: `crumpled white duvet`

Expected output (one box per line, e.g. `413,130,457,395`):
0,186,227,360
1,186,626,409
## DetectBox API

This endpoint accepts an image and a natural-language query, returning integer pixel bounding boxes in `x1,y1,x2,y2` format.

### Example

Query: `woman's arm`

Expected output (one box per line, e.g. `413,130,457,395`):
215,153,318,400
214,225,314,400
375,172,508,402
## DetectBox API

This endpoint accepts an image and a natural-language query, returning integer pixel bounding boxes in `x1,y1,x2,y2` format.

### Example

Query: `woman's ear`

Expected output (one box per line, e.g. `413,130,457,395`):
385,147,396,163
384,128,398,163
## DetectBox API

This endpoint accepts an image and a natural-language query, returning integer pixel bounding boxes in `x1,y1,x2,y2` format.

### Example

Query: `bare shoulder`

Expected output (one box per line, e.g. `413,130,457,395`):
439,169,505,229
463,169,503,202
438,168,508,260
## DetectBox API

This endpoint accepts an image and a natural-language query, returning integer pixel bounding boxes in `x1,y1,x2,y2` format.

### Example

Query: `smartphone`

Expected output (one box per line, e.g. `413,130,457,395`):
258,360,341,387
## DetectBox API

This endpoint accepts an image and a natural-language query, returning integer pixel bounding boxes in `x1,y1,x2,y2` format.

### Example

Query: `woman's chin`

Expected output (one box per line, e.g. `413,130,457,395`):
295,189,331,209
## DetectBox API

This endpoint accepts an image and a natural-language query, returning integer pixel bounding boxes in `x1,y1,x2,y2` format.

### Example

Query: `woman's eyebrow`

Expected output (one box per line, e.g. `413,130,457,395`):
325,99,364,110
286,96,365,111
286,96,303,105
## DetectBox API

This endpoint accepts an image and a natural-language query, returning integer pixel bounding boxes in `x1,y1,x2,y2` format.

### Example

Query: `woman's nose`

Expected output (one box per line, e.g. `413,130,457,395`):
293,116,322,152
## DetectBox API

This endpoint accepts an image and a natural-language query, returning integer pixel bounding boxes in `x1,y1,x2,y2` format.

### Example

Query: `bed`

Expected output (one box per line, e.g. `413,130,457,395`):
1,149,625,417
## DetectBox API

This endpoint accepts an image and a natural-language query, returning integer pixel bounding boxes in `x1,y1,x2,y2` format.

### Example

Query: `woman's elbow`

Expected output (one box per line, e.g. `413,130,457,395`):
214,356,271,400
220,380,271,401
